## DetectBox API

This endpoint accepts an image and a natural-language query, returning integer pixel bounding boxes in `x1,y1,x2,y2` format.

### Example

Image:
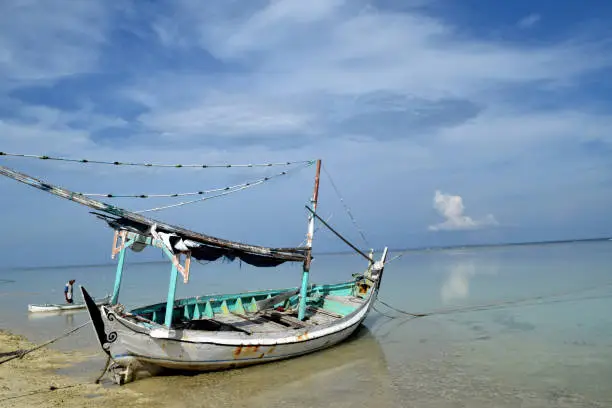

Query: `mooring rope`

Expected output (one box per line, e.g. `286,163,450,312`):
135,161,314,213
374,281,612,322
0,384,82,403
0,151,313,169
371,303,397,319
94,356,112,384
80,165,308,199
321,164,370,247
0,320,90,365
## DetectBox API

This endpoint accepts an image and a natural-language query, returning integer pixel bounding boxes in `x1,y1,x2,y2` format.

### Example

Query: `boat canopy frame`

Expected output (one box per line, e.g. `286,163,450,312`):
110,229,199,327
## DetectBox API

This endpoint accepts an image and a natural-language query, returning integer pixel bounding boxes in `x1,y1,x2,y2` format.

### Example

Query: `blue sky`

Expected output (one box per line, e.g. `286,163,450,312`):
1,0,611,267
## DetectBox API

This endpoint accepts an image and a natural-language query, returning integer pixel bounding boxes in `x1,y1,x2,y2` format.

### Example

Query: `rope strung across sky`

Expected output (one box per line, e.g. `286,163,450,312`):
134,161,314,213
0,151,315,213
80,164,311,199
0,151,313,169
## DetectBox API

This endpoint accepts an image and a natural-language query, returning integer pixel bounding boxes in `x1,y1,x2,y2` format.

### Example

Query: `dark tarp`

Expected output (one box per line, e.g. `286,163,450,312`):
95,214,307,268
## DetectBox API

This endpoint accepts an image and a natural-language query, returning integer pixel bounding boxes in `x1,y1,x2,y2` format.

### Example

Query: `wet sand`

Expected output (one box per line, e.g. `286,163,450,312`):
0,330,151,408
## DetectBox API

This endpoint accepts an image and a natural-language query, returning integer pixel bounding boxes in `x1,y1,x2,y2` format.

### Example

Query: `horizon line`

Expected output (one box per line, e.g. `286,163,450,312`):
2,235,610,272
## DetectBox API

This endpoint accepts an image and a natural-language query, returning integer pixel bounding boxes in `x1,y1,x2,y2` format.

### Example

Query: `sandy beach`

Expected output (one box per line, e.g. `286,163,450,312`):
0,329,151,408
0,324,399,408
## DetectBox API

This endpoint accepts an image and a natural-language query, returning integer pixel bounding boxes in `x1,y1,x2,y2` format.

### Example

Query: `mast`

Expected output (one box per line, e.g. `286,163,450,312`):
298,159,321,320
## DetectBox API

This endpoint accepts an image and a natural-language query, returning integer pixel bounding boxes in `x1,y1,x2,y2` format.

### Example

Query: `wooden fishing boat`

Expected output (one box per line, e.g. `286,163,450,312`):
0,159,387,384
27,294,111,313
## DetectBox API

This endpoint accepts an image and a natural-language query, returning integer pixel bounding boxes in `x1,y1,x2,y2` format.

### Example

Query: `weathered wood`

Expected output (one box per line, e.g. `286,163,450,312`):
307,306,344,319
111,230,119,258
255,289,299,311
303,159,321,271
299,159,321,320
260,310,308,328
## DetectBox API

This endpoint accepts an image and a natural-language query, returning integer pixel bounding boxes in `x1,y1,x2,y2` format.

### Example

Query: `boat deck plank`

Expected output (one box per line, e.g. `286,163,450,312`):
211,306,344,333
324,295,365,306
213,313,290,333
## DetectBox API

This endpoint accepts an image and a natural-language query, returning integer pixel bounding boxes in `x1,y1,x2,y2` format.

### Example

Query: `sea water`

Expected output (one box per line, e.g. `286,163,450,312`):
1,241,611,407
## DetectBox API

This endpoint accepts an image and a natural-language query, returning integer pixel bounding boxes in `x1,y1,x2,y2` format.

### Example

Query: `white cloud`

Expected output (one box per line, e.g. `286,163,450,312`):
429,190,498,231
518,13,541,29
139,97,312,138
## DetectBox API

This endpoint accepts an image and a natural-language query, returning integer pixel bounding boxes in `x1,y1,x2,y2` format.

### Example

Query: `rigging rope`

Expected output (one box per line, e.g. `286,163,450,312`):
321,164,370,247
135,161,314,213
0,151,313,169
374,281,612,321
297,212,334,248
80,165,308,198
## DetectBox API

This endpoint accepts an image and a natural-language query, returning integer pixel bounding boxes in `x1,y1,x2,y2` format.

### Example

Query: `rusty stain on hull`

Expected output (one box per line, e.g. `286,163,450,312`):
233,345,261,359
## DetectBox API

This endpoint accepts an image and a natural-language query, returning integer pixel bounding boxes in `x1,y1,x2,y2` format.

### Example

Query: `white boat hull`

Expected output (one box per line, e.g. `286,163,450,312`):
83,287,376,383
108,303,368,370
28,295,111,313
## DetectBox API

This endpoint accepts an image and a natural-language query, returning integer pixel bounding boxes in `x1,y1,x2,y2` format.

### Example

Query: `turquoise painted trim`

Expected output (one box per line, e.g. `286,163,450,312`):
204,302,213,318
297,270,310,320
111,238,135,305
321,299,357,316
164,264,179,327
131,280,360,324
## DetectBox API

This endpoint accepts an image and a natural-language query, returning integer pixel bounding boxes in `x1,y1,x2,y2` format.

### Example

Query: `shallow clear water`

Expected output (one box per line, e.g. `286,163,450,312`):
1,241,611,407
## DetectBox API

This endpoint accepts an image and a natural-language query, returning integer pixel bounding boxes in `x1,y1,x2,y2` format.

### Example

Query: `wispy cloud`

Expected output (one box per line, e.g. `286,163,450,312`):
0,0,110,82
127,1,611,142
429,191,498,231
517,13,541,29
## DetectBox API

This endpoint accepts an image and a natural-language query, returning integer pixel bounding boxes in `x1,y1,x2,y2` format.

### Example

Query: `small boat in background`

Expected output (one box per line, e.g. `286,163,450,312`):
27,294,111,313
